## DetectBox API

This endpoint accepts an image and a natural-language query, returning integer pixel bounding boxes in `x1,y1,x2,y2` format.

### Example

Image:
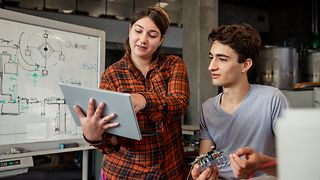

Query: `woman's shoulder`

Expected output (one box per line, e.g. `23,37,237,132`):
101,57,128,78
156,55,185,72
106,56,129,70
164,55,183,62
158,55,183,66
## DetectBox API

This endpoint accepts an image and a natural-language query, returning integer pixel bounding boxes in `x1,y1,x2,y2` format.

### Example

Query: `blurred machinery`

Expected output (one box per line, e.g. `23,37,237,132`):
256,46,299,90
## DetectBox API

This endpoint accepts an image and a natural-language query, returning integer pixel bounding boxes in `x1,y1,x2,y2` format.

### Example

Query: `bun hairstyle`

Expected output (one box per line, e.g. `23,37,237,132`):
124,6,170,60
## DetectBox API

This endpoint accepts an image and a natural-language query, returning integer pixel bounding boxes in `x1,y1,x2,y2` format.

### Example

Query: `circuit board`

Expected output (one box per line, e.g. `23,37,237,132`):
194,149,228,172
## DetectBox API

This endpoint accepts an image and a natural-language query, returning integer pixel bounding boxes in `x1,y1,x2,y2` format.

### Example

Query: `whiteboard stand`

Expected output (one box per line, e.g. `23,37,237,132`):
82,149,89,180
0,139,95,180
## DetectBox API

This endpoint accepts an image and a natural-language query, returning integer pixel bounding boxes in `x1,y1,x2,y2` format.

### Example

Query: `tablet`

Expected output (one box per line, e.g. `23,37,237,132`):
59,83,142,140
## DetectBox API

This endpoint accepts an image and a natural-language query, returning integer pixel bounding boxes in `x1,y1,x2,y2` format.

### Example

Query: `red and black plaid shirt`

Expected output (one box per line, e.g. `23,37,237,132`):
96,55,190,179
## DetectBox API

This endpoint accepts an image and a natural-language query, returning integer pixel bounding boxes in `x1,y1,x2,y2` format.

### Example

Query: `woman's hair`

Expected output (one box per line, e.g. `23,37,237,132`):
208,23,261,64
124,6,170,60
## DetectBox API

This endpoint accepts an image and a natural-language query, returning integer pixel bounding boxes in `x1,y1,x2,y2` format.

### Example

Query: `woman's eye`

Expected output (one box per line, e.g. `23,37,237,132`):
149,33,158,38
209,56,213,60
135,29,142,33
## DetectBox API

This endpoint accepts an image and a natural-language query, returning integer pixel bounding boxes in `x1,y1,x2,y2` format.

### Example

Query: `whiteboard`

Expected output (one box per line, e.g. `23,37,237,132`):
0,9,105,148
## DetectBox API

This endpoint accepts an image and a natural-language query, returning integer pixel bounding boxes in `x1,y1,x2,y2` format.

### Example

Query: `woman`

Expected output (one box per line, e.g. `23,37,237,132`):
74,6,189,179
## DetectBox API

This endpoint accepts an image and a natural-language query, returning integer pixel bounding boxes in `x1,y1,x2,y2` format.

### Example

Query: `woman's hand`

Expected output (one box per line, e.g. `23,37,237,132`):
130,94,146,113
73,98,119,142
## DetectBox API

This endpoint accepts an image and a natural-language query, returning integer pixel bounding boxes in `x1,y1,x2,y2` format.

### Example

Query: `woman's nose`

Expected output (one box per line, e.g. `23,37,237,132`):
140,33,147,44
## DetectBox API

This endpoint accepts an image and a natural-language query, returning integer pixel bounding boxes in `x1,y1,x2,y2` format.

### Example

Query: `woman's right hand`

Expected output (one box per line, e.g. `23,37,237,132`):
73,98,119,142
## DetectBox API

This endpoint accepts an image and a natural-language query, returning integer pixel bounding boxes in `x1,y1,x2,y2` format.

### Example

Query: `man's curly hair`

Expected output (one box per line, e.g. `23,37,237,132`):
208,23,261,64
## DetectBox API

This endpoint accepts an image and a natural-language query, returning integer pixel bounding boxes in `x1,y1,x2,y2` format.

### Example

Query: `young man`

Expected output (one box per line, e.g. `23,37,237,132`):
191,23,289,179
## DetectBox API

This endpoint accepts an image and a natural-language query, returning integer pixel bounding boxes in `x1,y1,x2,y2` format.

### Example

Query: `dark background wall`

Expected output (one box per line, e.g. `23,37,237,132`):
220,0,314,49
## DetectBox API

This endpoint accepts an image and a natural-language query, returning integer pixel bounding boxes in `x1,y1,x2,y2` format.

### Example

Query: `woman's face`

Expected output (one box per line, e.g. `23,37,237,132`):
129,17,163,61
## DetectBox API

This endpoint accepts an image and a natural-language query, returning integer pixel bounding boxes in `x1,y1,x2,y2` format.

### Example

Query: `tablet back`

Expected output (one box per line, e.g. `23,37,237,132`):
59,83,142,140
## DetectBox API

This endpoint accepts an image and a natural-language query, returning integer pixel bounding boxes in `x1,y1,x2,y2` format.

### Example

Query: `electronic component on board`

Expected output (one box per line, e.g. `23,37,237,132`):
194,149,228,172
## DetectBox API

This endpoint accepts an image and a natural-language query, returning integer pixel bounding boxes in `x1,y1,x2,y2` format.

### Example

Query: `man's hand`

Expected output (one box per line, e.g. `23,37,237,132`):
230,146,277,178
191,163,218,180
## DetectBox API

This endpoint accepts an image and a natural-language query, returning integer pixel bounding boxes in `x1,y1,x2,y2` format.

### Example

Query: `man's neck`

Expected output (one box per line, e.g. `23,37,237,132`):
220,82,250,114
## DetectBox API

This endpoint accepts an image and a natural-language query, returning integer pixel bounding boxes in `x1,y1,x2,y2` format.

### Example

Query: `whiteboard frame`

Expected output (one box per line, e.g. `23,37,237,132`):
0,9,105,152
0,8,105,78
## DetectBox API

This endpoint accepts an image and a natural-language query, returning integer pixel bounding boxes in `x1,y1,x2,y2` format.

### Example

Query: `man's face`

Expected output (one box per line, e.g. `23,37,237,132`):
208,41,245,87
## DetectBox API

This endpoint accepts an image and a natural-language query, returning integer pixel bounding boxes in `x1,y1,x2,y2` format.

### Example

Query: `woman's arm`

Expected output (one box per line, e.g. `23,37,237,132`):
139,56,190,122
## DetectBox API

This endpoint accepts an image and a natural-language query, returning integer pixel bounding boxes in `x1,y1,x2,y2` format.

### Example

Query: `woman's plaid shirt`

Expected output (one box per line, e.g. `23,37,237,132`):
96,55,190,179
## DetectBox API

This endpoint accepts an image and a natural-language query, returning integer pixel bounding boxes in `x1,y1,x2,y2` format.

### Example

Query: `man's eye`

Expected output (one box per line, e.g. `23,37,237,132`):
209,56,213,59
219,58,227,61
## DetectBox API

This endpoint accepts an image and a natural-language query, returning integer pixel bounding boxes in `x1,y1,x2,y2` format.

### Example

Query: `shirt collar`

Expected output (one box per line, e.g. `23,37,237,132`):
124,55,160,72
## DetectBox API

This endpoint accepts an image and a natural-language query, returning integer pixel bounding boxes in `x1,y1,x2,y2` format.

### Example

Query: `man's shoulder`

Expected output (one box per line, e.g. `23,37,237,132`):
250,84,287,103
251,84,280,94
203,94,220,107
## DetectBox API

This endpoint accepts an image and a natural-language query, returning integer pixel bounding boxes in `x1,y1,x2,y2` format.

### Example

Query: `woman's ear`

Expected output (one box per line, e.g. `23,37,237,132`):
242,58,253,72
159,35,165,46
128,25,132,33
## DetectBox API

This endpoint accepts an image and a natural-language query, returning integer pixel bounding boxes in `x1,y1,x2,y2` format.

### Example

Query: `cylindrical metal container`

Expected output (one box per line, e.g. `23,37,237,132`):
303,50,320,82
256,46,299,89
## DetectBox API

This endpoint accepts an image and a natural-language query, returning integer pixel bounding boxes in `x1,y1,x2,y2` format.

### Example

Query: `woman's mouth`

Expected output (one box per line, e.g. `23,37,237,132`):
136,45,147,49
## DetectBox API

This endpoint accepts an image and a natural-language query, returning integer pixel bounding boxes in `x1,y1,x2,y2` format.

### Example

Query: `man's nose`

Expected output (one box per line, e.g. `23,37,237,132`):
208,59,218,71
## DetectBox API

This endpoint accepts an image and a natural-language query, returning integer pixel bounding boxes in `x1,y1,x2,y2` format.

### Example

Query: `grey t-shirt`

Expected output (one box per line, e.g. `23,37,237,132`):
200,84,289,179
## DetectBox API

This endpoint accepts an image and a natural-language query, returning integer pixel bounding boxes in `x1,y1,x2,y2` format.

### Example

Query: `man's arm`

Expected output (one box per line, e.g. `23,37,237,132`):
199,139,215,154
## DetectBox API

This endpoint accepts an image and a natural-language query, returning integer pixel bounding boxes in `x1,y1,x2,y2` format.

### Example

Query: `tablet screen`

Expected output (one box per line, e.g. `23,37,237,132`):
59,83,142,140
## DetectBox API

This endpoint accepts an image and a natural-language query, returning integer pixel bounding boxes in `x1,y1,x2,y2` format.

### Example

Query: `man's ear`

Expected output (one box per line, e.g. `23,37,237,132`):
242,58,253,72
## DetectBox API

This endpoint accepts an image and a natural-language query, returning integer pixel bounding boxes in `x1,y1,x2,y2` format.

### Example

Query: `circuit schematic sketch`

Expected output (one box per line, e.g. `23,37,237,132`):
0,17,102,146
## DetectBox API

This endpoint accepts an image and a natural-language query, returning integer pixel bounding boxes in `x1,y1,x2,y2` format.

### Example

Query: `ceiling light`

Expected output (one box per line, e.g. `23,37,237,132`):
155,2,168,8
62,9,73,14
115,15,126,20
